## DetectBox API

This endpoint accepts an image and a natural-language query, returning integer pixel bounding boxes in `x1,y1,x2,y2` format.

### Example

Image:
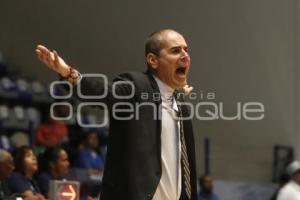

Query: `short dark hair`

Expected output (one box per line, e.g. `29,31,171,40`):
13,146,32,174
199,175,212,185
145,29,181,57
145,29,182,69
38,146,65,172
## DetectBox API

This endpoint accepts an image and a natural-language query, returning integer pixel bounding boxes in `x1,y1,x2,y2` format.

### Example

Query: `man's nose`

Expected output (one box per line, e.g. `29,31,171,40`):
181,49,189,57
180,53,190,63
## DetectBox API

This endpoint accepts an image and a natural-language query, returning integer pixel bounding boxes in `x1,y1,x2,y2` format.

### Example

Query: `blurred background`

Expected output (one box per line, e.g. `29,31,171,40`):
0,0,299,199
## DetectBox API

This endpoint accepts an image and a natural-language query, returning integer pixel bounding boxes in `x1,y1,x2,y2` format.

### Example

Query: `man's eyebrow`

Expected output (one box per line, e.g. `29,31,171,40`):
170,46,182,49
169,45,188,50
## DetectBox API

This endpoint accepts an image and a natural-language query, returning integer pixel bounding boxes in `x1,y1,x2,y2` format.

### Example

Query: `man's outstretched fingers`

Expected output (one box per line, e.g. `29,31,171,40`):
36,44,70,76
35,49,41,60
46,51,54,68
53,51,58,65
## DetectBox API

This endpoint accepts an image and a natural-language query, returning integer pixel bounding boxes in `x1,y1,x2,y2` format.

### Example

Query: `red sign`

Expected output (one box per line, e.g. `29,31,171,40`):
58,184,77,200
49,180,80,200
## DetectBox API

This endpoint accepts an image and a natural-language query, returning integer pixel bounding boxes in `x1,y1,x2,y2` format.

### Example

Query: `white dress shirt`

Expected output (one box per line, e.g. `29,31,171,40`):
152,76,182,200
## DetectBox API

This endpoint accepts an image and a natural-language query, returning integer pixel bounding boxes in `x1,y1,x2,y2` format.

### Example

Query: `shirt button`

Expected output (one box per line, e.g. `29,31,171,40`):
147,194,152,199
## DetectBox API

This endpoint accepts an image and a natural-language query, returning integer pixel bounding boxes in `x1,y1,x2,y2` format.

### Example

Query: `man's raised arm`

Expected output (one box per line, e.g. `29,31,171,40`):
35,45,81,84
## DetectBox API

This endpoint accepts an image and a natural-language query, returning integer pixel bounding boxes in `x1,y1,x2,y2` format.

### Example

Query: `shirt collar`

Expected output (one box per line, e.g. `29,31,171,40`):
153,75,174,100
153,75,179,111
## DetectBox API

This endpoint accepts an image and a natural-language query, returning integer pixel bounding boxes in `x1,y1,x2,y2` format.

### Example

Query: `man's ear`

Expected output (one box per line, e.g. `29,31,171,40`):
146,53,158,69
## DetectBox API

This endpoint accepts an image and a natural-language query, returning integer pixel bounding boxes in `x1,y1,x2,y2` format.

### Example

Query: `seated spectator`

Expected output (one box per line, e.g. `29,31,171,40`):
38,146,97,200
37,146,69,197
0,149,14,199
76,131,105,176
277,160,300,200
7,146,45,200
198,175,220,200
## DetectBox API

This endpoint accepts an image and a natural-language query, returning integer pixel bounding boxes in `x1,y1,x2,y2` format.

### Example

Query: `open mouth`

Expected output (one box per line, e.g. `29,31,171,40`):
176,66,187,75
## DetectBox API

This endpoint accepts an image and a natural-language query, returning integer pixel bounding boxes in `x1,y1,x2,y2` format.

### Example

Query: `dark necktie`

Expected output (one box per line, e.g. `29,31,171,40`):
174,91,192,200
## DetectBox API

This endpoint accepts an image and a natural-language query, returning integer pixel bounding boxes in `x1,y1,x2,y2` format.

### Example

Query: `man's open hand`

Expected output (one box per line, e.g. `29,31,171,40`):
35,45,70,77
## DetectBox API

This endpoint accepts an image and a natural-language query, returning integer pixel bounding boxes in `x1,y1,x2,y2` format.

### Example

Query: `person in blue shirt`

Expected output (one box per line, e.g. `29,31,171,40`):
198,175,220,200
7,146,46,200
76,131,105,176
37,146,69,197
75,131,104,200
